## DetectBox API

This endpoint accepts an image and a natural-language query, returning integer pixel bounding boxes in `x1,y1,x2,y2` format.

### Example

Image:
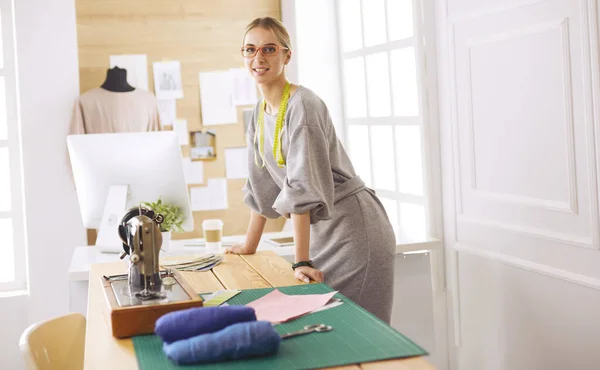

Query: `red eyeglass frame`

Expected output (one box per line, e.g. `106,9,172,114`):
240,44,289,58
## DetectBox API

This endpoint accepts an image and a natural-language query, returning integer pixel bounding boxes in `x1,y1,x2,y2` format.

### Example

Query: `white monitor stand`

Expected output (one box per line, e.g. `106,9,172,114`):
95,185,128,253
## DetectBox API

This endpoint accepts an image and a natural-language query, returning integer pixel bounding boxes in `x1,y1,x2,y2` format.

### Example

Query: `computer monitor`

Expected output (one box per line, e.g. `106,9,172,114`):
67,131,194,253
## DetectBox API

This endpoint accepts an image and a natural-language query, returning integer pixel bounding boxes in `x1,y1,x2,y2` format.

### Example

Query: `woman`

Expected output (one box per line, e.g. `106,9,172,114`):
225,17,396,323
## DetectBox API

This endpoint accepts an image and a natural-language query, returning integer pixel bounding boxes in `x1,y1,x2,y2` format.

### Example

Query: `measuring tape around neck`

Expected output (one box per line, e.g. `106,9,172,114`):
254,81,291,168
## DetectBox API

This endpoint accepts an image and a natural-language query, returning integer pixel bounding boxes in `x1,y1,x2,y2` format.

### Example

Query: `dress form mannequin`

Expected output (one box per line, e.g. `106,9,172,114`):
101,66,135,92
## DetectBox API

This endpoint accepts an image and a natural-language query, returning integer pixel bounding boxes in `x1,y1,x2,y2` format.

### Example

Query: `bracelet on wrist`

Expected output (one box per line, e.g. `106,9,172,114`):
292,260,314,271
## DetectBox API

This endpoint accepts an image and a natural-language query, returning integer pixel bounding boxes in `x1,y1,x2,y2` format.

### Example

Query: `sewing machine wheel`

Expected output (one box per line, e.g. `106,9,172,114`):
117,206,162,255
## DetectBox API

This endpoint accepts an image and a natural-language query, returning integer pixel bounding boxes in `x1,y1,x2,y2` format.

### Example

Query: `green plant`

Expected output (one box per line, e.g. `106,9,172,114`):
142,197,185,233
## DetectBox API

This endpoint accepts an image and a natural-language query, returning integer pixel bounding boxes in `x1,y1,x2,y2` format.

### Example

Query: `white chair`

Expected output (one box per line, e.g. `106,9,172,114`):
19,312,86,370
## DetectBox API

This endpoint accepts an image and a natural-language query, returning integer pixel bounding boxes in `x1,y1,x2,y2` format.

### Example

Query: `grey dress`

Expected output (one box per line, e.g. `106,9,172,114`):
243,86,396,323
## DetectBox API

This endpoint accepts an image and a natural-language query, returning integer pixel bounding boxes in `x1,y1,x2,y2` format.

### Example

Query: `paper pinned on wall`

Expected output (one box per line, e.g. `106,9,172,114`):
153,61,184,100
230,68,258,106
190,178,228,211
199,71,237,126
225,147,249,179
242,108,253,134
190,187,209,211
157,99,176,127
182,157,204,184
109,54,149,91
172,119,189,146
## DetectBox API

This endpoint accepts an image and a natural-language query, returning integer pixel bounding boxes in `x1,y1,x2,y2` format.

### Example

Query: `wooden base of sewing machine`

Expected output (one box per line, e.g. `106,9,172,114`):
102,270,203,338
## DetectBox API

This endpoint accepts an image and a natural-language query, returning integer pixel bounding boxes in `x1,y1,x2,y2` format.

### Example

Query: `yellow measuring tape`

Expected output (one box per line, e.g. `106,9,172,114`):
254,81,291,168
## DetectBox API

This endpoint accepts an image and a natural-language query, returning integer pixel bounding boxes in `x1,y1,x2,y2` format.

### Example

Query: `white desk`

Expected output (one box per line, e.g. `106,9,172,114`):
67,231,296,315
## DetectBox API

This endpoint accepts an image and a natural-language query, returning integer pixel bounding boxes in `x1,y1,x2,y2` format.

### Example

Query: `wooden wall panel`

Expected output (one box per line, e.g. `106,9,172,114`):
76,0,286,241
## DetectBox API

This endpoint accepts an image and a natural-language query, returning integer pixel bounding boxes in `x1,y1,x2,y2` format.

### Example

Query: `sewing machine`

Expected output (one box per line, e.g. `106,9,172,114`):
101,206,203,338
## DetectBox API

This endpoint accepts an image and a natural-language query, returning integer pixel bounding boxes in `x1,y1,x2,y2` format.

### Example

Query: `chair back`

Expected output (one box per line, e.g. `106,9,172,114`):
19,312,86,370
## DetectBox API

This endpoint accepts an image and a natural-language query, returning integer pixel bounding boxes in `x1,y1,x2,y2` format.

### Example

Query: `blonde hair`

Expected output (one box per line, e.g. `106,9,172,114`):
243,17,292,51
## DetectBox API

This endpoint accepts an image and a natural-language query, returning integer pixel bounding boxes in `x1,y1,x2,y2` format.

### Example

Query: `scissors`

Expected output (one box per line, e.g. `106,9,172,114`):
280,324,333,340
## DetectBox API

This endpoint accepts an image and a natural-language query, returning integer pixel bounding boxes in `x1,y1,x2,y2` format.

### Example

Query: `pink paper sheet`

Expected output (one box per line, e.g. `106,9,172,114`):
245,289,338,323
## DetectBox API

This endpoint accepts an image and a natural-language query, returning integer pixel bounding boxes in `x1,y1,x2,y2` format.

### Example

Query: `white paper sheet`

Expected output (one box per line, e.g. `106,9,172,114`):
182,157,204,184
224,147,249,179
199,71,237,126
230,68,258,106
109,54,149,90
157,99,176,127
173,119,189,146
153,61,184,100
190,178,228,211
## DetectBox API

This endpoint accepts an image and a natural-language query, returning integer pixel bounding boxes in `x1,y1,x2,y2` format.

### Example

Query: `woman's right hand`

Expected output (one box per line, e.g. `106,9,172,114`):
224,243,256,255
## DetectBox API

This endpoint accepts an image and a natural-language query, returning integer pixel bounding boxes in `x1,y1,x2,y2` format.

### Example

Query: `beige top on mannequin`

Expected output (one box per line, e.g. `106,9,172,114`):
69,87,161,135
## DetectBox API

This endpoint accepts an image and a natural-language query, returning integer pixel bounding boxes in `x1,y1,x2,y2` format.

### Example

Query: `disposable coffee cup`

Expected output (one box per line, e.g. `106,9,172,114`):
203,219,223,252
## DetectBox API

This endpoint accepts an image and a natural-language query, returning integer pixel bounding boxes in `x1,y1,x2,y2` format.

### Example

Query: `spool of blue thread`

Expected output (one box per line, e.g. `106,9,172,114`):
155,306,257,344
163,321,281,365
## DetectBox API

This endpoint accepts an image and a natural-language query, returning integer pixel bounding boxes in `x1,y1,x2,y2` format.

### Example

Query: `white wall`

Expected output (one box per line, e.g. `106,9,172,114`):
18,0,83,323
457,253,600,370
390,253,440,367
0,0,83,368
0,295,29,370
436,0,600,368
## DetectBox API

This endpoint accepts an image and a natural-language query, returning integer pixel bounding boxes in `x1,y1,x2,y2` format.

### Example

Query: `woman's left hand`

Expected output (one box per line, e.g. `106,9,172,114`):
294,266,324,284
224,243,255,255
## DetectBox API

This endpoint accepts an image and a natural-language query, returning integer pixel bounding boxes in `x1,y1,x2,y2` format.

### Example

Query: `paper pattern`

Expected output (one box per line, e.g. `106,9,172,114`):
189,178,228,211
230,68,258,106
172,119,189,146
182,157,203,184
225,147,249,179
157,99,176,127
198,71,237,126
245,289,338,323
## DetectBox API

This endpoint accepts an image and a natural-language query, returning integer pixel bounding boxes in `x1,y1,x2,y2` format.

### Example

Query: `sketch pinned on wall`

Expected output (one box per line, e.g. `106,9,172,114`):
153,61,184,100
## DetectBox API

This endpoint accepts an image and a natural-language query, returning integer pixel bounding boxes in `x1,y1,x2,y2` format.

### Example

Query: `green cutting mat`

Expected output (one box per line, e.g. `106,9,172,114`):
133,283,428,370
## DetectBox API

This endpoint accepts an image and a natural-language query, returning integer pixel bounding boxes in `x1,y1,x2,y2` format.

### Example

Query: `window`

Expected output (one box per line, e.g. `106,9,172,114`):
0,2,27,292
336,0,429,243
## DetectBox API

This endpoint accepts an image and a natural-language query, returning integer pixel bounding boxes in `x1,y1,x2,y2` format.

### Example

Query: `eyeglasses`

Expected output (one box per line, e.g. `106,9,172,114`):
240,44,289,58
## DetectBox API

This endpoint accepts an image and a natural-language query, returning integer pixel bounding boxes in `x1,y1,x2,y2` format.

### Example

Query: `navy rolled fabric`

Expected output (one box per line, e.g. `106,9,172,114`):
163,321,281,365
155,306,257,344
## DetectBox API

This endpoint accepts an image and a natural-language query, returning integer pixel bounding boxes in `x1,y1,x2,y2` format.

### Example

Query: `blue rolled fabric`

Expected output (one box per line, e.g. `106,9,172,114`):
163,321,281,365
155,306,257,344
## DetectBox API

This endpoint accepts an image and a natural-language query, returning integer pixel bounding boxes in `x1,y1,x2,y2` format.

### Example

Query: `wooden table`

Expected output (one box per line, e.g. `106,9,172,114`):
84,251,435,370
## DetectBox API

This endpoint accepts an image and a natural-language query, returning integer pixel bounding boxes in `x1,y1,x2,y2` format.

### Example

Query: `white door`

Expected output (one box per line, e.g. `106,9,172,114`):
436,0,600,369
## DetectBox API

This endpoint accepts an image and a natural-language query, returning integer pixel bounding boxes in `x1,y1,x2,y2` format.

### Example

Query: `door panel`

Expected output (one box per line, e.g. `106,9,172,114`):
438,0,600,369
452,0,597,251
